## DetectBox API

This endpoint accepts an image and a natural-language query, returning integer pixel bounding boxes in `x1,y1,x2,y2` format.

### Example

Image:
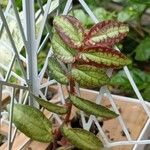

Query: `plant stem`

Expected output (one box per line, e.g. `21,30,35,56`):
52,78,75,149
64,77,75,123
64,102,72,123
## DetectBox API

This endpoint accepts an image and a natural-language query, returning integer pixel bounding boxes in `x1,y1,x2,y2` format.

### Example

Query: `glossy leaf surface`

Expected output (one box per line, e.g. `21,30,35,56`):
84,20,129,47
72,65,109,88
70,95,118,119
8,104,53,143
32,94,68,114
51,33,76,63
53,15,84,49
77,48,132,68
61,124,103,150
48,57,68,84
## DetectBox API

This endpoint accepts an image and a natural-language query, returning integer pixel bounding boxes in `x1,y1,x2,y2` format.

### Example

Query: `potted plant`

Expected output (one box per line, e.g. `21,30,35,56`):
8,15,131,150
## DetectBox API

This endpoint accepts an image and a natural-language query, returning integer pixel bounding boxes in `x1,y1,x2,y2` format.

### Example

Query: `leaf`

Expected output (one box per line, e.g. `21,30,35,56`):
69,95,118,119
69,9,88,26
110,68,150,91
69,8,115,28
7,104,53,143
32,94,68,114
110,68,150,101
129,0,150,5
48,57,68,84
84,20,129,47
110,70,131,90
93,8,115,21
77,48,132,68
71,65,109,88
117,4,146,22
142,88,150,101
16,0,22,11
53,15,84,49
51,33,77,63
135,36,150,61
61,124,103,150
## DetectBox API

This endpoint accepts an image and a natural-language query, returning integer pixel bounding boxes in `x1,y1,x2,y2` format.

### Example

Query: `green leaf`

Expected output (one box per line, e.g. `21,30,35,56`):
135,36,150,61
78,48,132,68
117,11,132,22
51,33,77,63
71,65,109,88
84,20,129,47
143,88,150,101
32,94,68,114
70,8,115,28
110,70,131,90
7,104,53,143
69,9,88,26
84,0,101,7
53,15,84,49
48,57,68,84
16,0,22,11
110,68,150,92
93,8,115,22
61,124,103,150
117,4,146,22
129,0,150,5
70,95,118,119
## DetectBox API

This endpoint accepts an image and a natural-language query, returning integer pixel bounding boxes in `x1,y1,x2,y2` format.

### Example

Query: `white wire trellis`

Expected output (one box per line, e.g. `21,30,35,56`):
0,0,149,150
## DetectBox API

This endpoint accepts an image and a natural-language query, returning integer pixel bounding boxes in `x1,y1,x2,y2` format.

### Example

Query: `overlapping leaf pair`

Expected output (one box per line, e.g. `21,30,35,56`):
51,15,131,88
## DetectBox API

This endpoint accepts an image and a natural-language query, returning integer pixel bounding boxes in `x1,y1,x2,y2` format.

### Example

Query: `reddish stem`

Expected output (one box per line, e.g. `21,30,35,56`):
64,103,72,124
52,77,75,149
64,77,75,123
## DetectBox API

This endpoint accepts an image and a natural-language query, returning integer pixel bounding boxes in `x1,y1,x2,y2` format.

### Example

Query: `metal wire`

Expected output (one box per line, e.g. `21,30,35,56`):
7,87,15,150
0,4,28,84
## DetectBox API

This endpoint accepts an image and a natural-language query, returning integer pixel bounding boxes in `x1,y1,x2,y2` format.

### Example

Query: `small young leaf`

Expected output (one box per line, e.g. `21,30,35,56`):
84,20,129,47
51,33,77,63
32,94,68,114
70,95,118,119
61,124,103,150
53,15,84,49
71,65,109,88
77,48,132,68
48,57,68,84
7,104,53,143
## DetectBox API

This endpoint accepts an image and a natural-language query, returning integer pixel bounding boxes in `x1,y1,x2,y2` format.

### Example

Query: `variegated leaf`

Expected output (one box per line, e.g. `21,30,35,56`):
84,20,129,47
51,33,76,63
61,124,103,150
48,57,68,84
7,104,53,143
53,15,84,49
76,47,132,68
32,94,68,114
71,65,109,88
70,95,118,119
